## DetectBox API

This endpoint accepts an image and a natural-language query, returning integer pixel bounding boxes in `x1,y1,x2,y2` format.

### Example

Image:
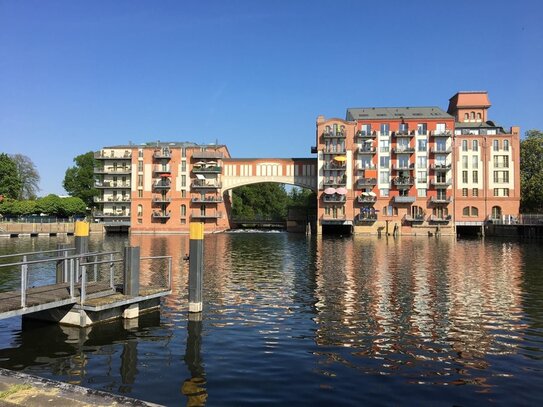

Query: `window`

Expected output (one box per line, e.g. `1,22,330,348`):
380,188,389,197
462,140,468,152
471,207,479,216
380,123,390,136
137,204,143,216
463,206,470,216
362,124,371,135
436,123,446,133
464,113,469,121
379,171,389,183
470,111,475,120
493,171,509,183
494,155,509,168
463,206,479,216
181,175,186,187
379,156,390,168
462,171,468,183
472,188,478,197
417,171,427,183
181,205,186,216
477,112,482,121
462,156,468,169
472,156,478,169
181,190,186,198
417,156,427,169
493,140,499,151
462,188,468,197
138,149,144,158
379,139,389,153
417,123,427,135
472,171,478,183
181,161,186,172
399,123,409,133
182,148,186,158
138,190,143,198
472,140,478,151
417,139,427,152
504,140,510,151
138,175,143,187
138,161,143,172
492,206,502,219
417,188,427,197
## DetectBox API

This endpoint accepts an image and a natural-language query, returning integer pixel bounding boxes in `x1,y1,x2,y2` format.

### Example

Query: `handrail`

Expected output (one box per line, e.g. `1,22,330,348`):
0,250,121,269
0,248,75,259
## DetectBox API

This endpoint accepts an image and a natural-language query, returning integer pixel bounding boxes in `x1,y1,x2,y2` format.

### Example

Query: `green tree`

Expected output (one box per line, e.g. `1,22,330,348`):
0,153,22,199
63,151,98,207
231,183,290,220
10,154,40,199
60,197,87,216
520,130,543,213
36,194,62,216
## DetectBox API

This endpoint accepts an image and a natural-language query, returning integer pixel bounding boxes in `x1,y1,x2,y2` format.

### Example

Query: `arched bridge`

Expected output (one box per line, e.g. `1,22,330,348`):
221,158,317,192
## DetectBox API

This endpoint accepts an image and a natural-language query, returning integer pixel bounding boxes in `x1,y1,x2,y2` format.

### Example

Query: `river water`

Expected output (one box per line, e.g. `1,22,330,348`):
1,233,542,406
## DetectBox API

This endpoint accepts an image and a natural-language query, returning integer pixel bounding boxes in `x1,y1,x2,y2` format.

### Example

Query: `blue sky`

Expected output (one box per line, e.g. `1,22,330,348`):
1,0,542,195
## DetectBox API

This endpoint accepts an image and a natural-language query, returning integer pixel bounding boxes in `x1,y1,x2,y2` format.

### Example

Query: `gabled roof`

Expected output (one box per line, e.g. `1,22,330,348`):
346,106,452,121
448,91,491,113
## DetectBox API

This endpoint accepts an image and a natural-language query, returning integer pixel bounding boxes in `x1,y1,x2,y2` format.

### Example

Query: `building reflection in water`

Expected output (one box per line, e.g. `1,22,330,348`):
182,313,207,406
312,235,524,384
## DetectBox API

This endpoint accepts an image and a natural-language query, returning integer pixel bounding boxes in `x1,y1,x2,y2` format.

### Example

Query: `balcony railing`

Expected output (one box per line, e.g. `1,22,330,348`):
192,151,224,159
355,131,377,139
430,179,452,187
94,151,132,160
356,213,378,222
391,130,414,138
392,196,416,203
322,131,346,139
322,163,346,171
93,211,130,218
191,211,222,219
191,181,222,189
430,147,452,154
429,196,452,204
357,178,378,187
403,214,426,223
322,146,347,154
323,177,347,186
154,165,171,173
392,147,416,154
430,163,452,170
356,164,377,171
392,163,414,171
153,182,171,190
358,146,376,154
94,196,131,203
95,181,131,189
322,195,346,203
321,214,347,221
358,195,377,204
191,196,224,204
152,196,172,204
192,166,222,174
392,177,415,187
429,215,452,223
430,130,452,137
152,211,171,219
153,150,171,159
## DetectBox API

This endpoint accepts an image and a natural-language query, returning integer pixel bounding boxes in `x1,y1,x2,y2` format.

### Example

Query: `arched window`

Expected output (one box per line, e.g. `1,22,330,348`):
463,206,470,216
464,113,469,121
470,111,475,120
181,204,186,217
137,204,143,217
477,112,482,121
471,207,479,216
492,206,502,220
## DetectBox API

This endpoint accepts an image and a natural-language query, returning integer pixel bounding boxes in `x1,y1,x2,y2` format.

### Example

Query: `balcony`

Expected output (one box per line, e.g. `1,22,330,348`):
322,195,346,203
358,195,377,204
321,214,347,221
191,180,222,189
357,178,378,187
191,211,222,219
191,196,224,204
356,164,377,171
428,196,451,204
95,181,131,189
392,147,416,154
358,146,376,154
430,179,452,188
192,165,222,174
392,163,414,171
430,130,452,137
392,195,416,203
429,215,452,223
430,147,452,154
392,130,414,138
322,146,347,155
94,196,131,203
152,211,171,219
153,181,171,190
322,162,346,171
392,177,415,187
430,163,451,171
403,214,426,223
94,151,132,160
154,165,171,174
355,131,376,139
152,196,172,204
322,131,346,139
323,177,347,187
93,211,130,219
153,149,171,159
356,213,378,223
192,150,224,159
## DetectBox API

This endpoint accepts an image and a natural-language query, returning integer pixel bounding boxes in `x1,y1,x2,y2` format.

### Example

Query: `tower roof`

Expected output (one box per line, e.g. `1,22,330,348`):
448,91,491,113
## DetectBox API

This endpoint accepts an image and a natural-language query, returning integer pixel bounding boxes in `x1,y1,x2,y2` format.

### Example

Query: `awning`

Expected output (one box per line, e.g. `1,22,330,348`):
196,174,206,180
361,192,369,196
195,161,206,166
336,187,347,195
364,140,373,143
324,187,336,195
159,174,171,177
369,191,377,197
207,161,217,165
334,156,347,162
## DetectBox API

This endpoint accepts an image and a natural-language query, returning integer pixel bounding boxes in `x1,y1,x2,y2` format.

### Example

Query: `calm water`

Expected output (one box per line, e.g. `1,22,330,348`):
1,233,543,406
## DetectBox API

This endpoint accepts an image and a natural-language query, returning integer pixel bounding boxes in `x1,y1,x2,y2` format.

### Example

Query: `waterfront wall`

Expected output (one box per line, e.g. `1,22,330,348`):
0,222,104,235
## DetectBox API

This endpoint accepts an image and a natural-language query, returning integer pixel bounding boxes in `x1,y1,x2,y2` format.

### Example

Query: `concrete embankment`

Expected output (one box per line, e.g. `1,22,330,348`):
0,368,162,406
0,223,104,237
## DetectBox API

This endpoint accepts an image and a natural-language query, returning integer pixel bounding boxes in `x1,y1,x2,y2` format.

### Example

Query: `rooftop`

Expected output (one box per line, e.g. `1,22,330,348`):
346,106,452,121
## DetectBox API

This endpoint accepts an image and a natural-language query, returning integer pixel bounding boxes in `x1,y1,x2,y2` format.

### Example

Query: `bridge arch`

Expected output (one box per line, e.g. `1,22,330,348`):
221,158,317,193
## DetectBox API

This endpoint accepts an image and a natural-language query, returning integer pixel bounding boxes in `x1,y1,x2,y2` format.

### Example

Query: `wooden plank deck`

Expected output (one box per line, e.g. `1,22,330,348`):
0,282,113,319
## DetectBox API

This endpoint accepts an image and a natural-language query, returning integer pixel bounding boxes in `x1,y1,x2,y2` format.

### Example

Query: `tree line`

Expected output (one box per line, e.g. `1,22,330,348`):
1,130,543,218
